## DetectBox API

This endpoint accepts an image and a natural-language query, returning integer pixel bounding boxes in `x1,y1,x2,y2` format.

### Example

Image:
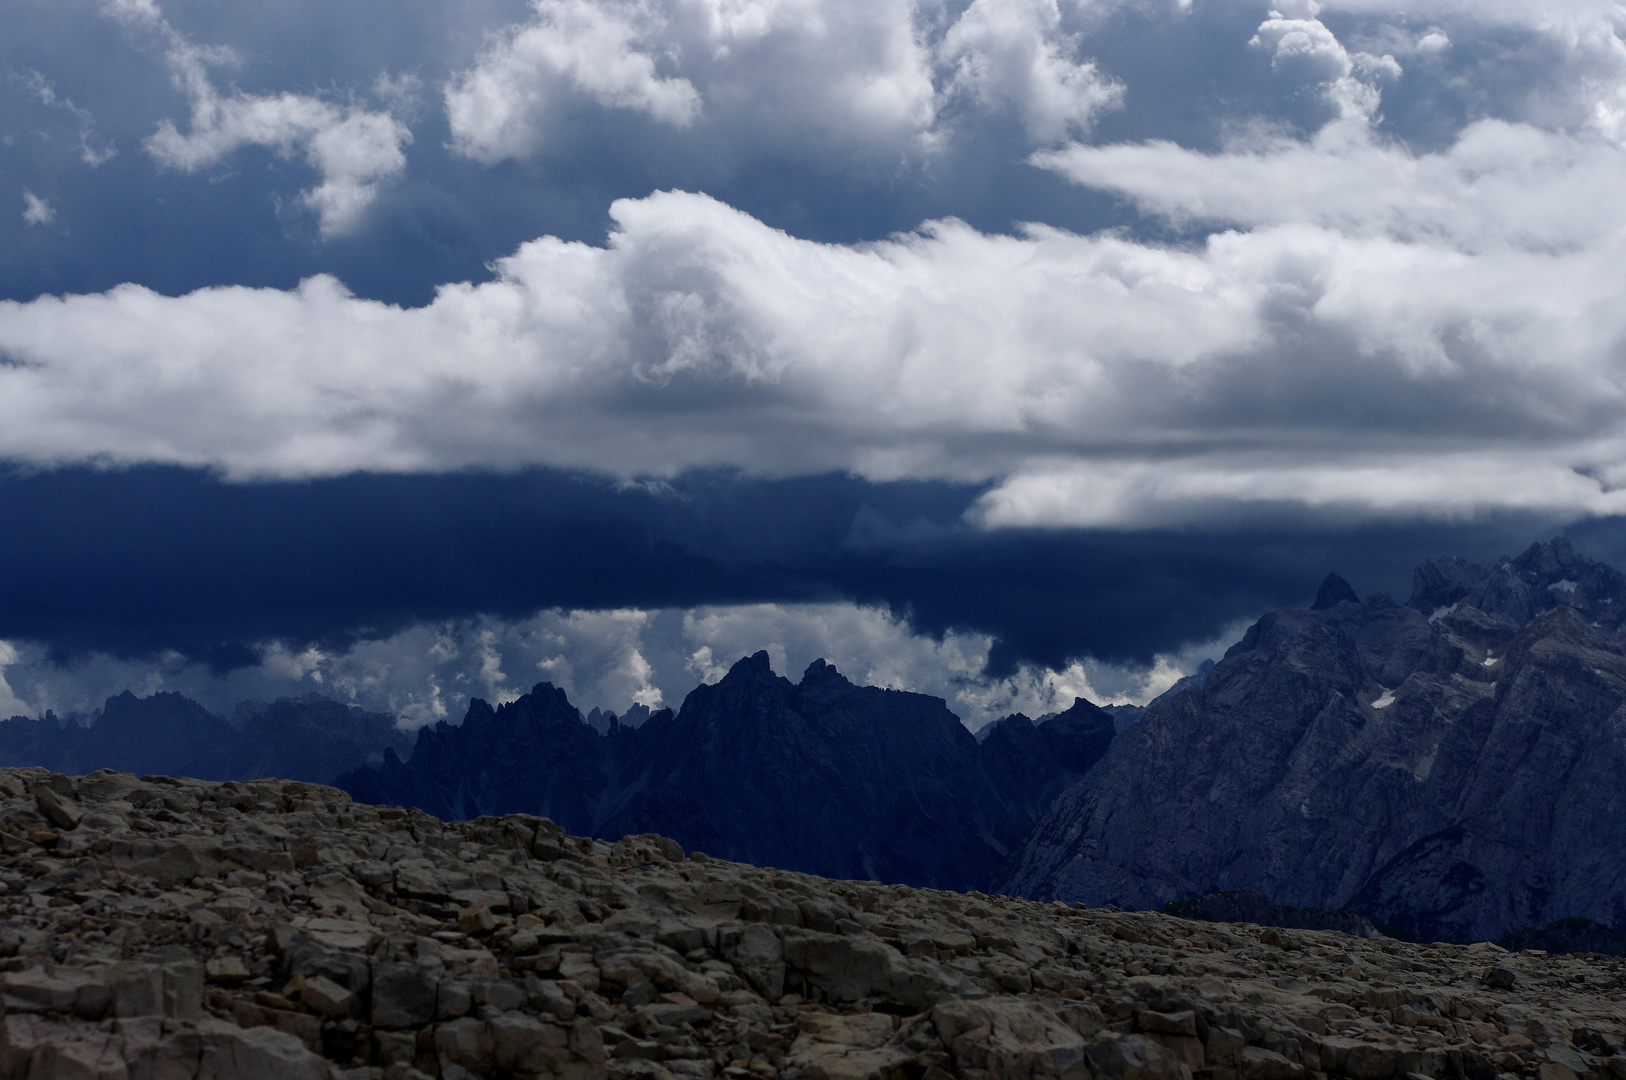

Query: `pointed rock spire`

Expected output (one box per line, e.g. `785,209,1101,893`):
1311,572,1359,610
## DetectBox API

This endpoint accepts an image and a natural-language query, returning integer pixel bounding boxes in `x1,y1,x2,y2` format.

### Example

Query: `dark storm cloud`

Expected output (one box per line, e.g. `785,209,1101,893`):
0,464,1574,677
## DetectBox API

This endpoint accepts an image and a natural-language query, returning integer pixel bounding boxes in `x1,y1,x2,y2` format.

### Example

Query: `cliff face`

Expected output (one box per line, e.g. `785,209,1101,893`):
997,540,1626,943
340,653,1118,892
4,765,1624,1080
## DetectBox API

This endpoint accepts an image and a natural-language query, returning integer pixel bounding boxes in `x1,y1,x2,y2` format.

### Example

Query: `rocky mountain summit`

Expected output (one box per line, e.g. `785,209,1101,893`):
340,654,1116,893
998,539,1626,944
4,766,1625,1080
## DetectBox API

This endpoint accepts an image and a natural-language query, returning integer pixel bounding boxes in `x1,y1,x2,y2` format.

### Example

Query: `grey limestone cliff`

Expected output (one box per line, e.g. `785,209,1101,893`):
998,538,1626,944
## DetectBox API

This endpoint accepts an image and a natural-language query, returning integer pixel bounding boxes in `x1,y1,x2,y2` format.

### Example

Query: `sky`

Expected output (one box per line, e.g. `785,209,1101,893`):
3,0,1626,728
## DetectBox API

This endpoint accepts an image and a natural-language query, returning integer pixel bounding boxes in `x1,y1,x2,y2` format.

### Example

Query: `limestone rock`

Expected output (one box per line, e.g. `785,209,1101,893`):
0,764,1619,1080
31,787,82,831
371,964,438,1029
933,997,1090,1079
1000,539,1626,945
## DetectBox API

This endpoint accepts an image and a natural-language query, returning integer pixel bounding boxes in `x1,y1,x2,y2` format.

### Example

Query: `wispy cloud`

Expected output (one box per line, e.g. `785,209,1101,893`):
16,70,117,166
103,0,411,236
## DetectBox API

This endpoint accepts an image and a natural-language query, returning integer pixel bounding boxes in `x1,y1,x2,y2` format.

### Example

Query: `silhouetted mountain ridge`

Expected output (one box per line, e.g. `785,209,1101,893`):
0,691,412,784
339,652,1118,892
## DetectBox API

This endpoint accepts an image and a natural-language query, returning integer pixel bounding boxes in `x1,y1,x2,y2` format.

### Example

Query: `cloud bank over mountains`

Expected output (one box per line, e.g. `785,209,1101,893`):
5,1,1626,526
3,0,1626,715
0,599,1225,731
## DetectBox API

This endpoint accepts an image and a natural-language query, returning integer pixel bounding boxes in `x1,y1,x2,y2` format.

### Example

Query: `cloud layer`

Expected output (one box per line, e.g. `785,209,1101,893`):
3,175,1626,527
4,3,1626,529
5,0,1626,690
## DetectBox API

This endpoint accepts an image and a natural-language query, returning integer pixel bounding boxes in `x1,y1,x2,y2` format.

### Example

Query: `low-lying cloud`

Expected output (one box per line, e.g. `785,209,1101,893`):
0,600,1232,731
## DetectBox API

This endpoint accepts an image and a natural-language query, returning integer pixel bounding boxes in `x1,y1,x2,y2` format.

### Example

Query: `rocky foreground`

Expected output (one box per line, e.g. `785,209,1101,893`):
2,769,1623,1080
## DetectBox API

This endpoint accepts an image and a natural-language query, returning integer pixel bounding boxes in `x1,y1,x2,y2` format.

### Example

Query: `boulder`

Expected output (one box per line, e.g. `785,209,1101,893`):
370,964,438,1029
933,997,1091,1080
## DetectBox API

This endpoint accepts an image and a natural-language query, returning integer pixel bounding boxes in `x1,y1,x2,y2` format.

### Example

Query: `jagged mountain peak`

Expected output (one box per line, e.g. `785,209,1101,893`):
799,656,852,688
1513,534,1580,575
1409,536,1626,631
102,688,216,712
1408,552,1490,612
341,649,1118,891
434,683,587,747
730,649,775,678
1311,572,1360,610
973,711,1036,744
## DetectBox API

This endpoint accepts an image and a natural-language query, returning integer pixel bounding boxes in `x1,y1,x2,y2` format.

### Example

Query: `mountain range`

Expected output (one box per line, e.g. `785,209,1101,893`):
5,535,1626,948
337,653,1117,892
0,691,412,785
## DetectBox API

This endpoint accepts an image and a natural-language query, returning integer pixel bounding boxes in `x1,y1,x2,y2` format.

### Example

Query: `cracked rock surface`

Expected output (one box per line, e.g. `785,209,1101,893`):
1,767,1623,1080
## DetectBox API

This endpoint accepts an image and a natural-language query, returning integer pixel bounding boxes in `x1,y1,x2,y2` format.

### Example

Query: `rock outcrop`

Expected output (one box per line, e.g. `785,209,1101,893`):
996,539,1626,944
2,766,1623,1080
341,654,1117,893
1160,893,1381,940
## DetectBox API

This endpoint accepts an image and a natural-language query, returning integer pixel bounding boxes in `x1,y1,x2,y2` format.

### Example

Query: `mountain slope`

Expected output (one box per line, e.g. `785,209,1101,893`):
998,539,1626,942
977,697,1117,824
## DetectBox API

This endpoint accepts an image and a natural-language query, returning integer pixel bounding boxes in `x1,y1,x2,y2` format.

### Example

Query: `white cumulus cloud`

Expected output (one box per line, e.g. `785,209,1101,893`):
1250,1,1400,123
0,642,32,719
2,4,1626,531
3,168,1626,528
938,0,1123,143
444,0,1120,163
447,0,701,162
